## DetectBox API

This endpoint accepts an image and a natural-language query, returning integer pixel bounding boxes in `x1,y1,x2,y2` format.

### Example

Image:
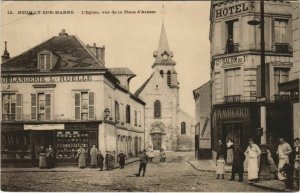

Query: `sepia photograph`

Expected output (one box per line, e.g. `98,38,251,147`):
1,0,299,192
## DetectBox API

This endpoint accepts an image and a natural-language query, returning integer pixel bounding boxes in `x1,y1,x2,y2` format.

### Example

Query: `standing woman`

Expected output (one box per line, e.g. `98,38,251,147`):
244,138,261,183
160,148,166,162
147,145,154,162
37,145,47,169
117,151,126,169
97,150,104,171
226,139,234,165
77,145,86,169
90,145,98,168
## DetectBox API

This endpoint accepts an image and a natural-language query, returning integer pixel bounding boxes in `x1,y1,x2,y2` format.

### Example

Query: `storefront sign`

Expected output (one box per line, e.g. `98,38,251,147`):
1,123,24,131
65,122,99,130
24,124,64,130
1,75,93,84
215,2,249,19
215,55,248,66
199,117,211,149
215,107,249,119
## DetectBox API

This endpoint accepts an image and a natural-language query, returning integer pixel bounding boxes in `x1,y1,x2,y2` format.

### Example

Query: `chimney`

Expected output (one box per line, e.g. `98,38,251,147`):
2,41,10,63
59,29,68,37
86,44,105,66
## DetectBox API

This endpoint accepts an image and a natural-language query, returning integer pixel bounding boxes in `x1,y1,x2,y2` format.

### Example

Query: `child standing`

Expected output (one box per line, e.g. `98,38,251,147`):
216,155,225,179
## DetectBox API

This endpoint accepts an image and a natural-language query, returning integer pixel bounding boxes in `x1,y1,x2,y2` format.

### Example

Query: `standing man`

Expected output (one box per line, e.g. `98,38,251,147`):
117,151,126,169
90,145,98,168
97,150,104,171
277,138,292,180
105,151,109,170
244,138,261,183
216,139,225,160
230,144,245,182
135,150,149,177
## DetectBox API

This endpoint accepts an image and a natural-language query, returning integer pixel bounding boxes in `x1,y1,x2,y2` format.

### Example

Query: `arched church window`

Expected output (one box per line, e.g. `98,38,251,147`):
181,122,186,135
154,100,161,118
167,71,171,86
160,70,164,77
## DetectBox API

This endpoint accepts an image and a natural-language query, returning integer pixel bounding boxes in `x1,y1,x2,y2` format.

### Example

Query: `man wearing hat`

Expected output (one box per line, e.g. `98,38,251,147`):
135,150,149,177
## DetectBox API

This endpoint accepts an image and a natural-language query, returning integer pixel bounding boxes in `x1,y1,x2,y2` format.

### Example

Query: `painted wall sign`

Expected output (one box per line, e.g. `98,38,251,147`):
24,124,64,130
215,55,248,66
214,2,249,19
215,107,249,119
1,75,93,84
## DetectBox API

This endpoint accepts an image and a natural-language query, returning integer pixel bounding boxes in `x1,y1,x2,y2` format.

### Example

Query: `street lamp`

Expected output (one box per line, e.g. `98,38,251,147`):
248,0,274,181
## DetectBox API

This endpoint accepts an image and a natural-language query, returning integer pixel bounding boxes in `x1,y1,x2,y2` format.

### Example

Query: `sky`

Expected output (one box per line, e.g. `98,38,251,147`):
1,1,211,117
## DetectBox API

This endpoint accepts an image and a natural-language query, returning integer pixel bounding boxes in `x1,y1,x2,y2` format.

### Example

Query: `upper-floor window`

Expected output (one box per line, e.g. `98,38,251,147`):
126,105,131,123
275,19,289,53
74,91,94,120
160,70,164,77
226,19,239,53
115,101,120,122
274,68,289,94
134,110,137,126
2,93,22,121
167,71,171,87
181,122,186,135
154,100,161,118
138,111,141,126
225,68,241,96
120,103,124,124
38,53,52,70
31,92,52,120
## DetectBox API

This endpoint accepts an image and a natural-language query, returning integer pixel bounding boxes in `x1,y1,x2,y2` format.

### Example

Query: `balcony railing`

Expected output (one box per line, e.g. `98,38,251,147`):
224,95,241,103
226,43,239,54
275,43,289,53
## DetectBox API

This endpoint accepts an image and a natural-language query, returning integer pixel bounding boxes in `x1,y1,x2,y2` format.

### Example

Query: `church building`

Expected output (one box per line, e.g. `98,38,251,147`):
135,24,195,151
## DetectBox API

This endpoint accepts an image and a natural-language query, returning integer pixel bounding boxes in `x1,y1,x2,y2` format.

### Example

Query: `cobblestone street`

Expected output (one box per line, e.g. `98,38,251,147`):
1,153,268,192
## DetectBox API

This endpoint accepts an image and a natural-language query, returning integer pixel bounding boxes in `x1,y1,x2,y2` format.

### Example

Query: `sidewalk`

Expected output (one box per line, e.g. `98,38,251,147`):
1,157,139,173
187,157,293,192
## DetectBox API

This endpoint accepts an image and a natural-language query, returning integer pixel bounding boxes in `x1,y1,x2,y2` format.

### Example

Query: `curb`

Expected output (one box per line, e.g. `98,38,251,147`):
186,160,232,173
251,183,286,192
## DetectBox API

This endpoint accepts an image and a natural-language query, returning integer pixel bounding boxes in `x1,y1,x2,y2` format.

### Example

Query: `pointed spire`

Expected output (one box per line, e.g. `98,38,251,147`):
2,41,10,63
157,23,170,55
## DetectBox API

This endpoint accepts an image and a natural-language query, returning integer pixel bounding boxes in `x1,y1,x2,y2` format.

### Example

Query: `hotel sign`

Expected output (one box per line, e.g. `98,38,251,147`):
1,75,93,84
215,55,248,66
24,124,64,130
214,2,249,19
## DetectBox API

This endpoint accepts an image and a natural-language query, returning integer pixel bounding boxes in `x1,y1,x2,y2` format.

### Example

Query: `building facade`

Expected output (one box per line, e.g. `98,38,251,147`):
1,30,145,167
209,0,294,156
193,81,212,159
135,24,195,151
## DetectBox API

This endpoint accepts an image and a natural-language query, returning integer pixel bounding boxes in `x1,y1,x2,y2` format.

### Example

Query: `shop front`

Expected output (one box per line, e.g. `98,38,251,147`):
1,122,100,167
212,103,260,153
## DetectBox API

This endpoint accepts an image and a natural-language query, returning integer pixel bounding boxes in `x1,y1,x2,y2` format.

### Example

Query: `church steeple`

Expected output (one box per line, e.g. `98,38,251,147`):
152,23,175,68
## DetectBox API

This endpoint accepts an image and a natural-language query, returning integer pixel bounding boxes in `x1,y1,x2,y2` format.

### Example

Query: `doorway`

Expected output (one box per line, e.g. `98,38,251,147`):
33,131,55,157
151,133,162,150
223,122,242,147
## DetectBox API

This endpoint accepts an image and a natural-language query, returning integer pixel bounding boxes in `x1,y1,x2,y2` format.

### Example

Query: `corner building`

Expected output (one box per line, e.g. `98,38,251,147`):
1,30,145,167
210,0,294,156
135,24,195,151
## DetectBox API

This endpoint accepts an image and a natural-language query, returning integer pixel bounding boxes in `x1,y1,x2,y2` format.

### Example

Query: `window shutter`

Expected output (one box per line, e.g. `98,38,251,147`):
233,21,239,43
75,93,81,120
31,93,37,120
45,93,51,120
16,94,22,120
88,92,95,119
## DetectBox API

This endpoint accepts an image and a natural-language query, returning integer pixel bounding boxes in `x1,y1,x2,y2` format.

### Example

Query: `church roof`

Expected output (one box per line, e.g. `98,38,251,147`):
152,23,176,66
1,31,106,72
134,72,154,97
108,67,136,77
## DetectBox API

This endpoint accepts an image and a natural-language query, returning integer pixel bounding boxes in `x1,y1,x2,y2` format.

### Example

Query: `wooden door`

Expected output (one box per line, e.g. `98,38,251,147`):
152,134,162,150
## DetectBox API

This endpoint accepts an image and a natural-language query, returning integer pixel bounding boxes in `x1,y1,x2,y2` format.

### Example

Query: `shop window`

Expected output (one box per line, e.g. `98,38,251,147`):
126,105,131,123
1,132,31,159
226,19,239,53
2,93,22,121
115,101,120,123
225,68,241,96
167,71,171,86
154,100,161,118
134,110,137,126
74,92,94,120
31,93,51,120
38,52,52,70
56,130,93,159
274,68,289,94
181,122,186,135
274,19,289,53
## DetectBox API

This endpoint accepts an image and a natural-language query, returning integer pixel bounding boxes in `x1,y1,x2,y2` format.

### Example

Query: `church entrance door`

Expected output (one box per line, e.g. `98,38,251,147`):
151,133,162,150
